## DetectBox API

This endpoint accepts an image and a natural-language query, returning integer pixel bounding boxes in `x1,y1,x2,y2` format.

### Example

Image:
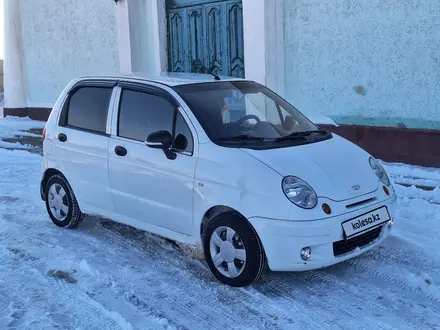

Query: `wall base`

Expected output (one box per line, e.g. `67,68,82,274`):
320,124,440,168
4,107,52,122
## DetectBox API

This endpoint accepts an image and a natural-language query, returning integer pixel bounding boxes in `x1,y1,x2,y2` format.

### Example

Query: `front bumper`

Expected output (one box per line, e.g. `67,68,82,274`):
248,194,397,272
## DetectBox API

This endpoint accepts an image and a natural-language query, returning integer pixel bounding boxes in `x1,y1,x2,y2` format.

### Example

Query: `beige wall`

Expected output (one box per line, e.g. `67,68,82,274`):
6,0,118,108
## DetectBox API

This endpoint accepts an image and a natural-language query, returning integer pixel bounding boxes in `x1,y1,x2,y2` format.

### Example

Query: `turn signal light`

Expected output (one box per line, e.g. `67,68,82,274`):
42,127,47,141
383,186,390,196
322,203,332,215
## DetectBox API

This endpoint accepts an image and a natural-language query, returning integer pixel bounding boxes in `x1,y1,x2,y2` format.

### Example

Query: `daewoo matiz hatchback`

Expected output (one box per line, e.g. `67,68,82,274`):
41,72,397,287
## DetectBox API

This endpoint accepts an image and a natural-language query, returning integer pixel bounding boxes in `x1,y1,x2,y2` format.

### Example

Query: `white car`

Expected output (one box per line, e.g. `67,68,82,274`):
41,72,397,287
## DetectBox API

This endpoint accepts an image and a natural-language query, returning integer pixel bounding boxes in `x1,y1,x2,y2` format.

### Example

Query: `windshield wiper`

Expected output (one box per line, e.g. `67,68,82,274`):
275,129,330,142
219,134,267,142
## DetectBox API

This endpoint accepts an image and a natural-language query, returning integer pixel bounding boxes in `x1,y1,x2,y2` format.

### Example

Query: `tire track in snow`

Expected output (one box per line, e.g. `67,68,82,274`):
4,200,439,330
1,252,131,330
0,251,64,329
345,255,440,304
250,234,440,330
251,280,334,330
0,217,173,330
257,274,374,330
303,267,428,330
83,222,225,330
91,219,289,330
91,219,322,329
342,256,440,329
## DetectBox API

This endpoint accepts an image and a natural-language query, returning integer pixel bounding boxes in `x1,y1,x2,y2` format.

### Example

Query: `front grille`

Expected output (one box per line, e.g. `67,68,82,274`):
345,197,376,209
333,226,383,257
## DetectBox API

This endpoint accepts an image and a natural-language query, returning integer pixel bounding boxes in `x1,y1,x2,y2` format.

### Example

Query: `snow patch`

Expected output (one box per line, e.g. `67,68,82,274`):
78,259,100,277
0,140,37,149
384,161,440,184
307,113,339,126
0,116,45,150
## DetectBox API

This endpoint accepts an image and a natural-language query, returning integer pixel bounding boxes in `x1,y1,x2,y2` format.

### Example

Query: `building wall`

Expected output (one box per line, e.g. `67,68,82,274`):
0,0,4,60
0,60,3,92
18,0,119,107
283,0,440,130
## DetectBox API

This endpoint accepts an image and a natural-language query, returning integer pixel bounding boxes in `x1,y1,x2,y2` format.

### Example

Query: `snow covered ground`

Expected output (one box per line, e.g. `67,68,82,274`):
0,117,439,330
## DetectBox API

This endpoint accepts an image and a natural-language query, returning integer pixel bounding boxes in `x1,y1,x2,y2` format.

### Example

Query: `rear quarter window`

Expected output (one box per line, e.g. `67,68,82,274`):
60,86,113,134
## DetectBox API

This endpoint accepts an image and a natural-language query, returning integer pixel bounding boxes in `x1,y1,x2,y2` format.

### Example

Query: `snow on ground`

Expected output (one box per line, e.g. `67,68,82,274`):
0,117,439,330
0,93,4,120
307,113,339,126
0,116,45,149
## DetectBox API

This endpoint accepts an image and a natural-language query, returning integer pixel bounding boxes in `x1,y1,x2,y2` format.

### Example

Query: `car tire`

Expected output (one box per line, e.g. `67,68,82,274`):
45,174,85,229
203,212,266,287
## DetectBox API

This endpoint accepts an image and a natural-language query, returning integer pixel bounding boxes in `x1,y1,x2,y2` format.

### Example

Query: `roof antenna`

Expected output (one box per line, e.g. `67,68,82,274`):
192,62,221,80
207,65,221,81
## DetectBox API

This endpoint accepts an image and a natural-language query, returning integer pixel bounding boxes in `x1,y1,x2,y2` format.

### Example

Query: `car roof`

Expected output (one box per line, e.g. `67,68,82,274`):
77,72,246,87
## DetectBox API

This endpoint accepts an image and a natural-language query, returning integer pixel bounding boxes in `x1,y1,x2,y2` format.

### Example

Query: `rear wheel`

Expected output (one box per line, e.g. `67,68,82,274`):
203,212,266,287
45,175,84,228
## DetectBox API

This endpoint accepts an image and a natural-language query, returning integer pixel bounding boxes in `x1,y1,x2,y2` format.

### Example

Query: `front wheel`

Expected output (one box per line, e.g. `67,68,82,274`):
45,175,85,228
203,212,266,287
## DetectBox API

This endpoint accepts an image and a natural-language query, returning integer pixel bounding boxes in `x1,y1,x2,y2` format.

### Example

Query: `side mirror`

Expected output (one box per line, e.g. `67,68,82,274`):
145,130,176,160
146,130,172,149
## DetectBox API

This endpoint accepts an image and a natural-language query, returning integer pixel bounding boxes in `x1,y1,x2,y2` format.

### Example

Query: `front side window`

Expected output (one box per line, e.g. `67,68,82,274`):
118,88,194,153
118,89,175,142
173,81,331,149
65,86,113,133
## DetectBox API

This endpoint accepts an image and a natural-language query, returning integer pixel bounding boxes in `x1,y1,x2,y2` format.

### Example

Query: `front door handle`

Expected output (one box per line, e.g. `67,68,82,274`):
58,133,67,142
114,146,127,157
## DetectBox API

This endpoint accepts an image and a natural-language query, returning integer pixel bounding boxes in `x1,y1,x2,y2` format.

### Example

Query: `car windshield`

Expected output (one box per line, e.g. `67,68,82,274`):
173,81,323,146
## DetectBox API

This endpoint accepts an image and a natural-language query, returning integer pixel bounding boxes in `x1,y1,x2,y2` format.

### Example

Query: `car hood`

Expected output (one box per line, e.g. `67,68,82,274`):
241,134,380,201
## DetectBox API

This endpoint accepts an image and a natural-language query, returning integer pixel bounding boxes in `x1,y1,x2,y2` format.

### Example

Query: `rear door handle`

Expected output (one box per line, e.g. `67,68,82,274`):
114,146,127,157
58,133,67,142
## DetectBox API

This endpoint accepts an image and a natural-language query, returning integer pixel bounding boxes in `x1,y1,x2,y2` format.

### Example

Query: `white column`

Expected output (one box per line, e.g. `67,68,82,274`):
151,0,167,73
116,0,167,74
4,0,27,108
264,0,285,97
116,0,133,73
127,0,149,72
242,0,266,84
242,0,285,96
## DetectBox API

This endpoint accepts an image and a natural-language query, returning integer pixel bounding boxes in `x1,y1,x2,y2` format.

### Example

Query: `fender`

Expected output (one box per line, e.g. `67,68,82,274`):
41,160,85,210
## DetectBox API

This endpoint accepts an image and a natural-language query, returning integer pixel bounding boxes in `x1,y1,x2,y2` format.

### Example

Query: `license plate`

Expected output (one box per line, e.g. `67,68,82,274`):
341,206,391,238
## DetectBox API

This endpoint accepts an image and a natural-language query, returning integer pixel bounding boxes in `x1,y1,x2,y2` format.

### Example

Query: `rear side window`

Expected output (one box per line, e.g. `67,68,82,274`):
118,89,175,142
63,87,113,134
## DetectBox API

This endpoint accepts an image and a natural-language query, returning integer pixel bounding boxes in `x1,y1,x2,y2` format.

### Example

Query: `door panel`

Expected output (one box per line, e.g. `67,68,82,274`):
108,87,197,236
167,0,244,78
108,138,196,235
55,128,113,212
55,83,115,213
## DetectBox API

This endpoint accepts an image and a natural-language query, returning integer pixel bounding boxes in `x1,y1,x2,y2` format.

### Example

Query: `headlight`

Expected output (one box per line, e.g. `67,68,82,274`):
369,157,390,186
282,176,317,209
